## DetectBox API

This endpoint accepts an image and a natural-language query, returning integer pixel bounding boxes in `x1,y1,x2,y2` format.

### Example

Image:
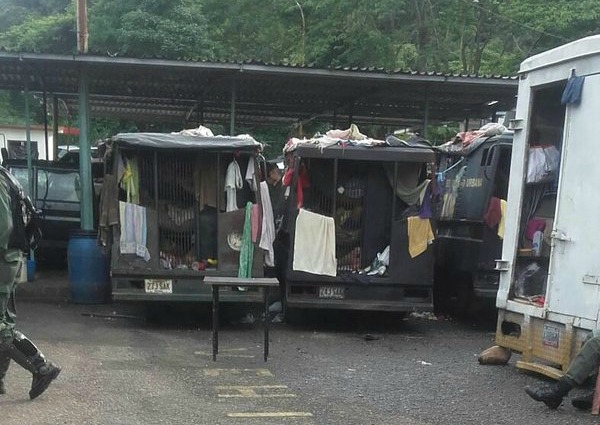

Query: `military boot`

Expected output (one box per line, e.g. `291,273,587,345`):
6,332,61,400
525,377,574,409
0,352,9,395
571,392,594,410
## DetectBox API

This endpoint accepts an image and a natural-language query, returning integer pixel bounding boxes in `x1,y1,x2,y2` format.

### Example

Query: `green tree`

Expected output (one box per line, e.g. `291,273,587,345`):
88,0,214,59
202,0,302,63
0,0,75,54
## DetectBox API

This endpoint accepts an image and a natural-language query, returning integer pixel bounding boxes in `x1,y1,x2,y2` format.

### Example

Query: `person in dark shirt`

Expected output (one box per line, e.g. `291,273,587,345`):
265,162,288,314
266,162,285,224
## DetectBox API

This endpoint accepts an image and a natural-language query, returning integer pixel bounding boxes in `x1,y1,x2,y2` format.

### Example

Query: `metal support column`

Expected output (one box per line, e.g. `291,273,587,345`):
212,285,219,361
263,286,270,362
78,68,94,231
52,96,59,161
229,79,236,136
423,92,430,139
24,80,33,196
24,79,34,261
43,91,49,161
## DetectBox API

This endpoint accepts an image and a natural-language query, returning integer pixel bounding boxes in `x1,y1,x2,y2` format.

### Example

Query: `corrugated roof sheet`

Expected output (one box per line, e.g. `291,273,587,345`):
0,52,518,127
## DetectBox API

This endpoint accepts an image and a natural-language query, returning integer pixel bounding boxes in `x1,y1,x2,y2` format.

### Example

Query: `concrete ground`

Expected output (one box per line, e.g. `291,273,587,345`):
2,291,600,425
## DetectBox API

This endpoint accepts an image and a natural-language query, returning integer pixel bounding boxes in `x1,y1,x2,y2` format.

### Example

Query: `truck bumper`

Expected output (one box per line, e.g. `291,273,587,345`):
286,283,433,312
112,276,266,303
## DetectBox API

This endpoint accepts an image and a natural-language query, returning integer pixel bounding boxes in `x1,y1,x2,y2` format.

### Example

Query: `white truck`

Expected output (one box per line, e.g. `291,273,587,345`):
495,35,600,378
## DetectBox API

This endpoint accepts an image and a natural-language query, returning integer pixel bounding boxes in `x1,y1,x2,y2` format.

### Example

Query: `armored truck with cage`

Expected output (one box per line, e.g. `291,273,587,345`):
100,131,273,304
277,134,437,312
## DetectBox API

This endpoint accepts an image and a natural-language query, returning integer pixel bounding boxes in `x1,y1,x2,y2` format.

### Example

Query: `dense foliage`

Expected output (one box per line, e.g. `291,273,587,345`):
0,0,598,141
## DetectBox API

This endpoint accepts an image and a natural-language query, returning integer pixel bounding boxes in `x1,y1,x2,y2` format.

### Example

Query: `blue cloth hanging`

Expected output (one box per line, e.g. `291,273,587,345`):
561,75,585,105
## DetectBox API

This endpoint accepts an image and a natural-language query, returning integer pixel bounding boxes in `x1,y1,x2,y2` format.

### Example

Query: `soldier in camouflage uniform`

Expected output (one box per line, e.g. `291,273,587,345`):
525,329,600,410
0,166,61,399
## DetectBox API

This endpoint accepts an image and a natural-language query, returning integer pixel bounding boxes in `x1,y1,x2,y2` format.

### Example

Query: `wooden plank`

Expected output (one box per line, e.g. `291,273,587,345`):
515,360,564,380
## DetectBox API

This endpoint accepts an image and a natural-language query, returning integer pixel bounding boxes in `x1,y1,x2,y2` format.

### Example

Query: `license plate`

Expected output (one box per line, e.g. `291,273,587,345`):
542,324,560,348
318,286,345,299
144,279,173,294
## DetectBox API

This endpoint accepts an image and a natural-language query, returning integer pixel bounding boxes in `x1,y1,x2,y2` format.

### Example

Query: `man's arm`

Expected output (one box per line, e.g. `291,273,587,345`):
0,178,13,251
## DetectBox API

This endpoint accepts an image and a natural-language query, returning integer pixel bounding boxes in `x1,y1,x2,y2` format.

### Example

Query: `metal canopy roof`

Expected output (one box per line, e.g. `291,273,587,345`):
0,52,518,128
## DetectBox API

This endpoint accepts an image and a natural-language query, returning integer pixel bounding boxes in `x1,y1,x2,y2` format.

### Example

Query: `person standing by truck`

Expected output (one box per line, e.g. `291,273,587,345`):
0,166,61,400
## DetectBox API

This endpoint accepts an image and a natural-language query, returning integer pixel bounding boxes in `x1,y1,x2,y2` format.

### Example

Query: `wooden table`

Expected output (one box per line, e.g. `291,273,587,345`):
204,277,280,362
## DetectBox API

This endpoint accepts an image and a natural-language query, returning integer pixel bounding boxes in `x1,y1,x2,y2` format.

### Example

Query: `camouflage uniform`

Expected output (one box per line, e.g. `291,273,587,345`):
0,170,61,399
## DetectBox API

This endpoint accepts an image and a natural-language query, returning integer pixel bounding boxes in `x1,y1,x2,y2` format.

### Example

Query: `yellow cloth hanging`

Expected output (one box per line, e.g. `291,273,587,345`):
498,199,507,239
407,216,435,258
120,158,140,204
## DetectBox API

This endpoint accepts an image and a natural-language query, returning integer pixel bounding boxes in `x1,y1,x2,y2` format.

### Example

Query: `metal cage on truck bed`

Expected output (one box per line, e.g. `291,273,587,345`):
101,132,268,303
282,143,437,312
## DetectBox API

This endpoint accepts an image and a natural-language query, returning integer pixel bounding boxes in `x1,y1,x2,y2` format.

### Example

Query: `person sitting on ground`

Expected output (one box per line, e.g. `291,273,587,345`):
525,330,600,410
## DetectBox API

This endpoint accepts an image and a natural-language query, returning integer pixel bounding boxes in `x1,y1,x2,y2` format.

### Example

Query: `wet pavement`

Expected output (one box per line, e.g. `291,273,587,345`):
1,301,598,425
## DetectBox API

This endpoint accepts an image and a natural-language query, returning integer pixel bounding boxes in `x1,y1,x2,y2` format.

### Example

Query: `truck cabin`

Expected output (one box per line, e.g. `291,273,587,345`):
434,132,513,308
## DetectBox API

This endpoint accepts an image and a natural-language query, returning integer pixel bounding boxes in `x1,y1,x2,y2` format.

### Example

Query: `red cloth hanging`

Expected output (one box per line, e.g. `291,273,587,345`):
283,166,310,209
483,197,502,228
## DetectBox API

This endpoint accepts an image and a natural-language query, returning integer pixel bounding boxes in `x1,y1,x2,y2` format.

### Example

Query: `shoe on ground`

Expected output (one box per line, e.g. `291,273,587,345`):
30,363,61,400
571,392,594,410
525,384,564,409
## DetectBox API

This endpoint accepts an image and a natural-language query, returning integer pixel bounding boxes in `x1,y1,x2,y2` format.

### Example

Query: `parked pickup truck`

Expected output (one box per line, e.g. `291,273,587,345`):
3,159,84,261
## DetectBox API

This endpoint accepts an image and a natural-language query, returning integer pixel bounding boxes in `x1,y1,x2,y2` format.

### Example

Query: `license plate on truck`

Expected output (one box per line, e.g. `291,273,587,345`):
144,279,173,294
318,286,345,299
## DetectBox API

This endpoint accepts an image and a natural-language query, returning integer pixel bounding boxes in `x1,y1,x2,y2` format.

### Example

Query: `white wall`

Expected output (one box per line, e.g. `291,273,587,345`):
0,125,55,160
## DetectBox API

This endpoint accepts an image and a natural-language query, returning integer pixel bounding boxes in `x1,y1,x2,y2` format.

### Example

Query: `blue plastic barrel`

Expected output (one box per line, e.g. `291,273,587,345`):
67,230,111,304
26,259,36,282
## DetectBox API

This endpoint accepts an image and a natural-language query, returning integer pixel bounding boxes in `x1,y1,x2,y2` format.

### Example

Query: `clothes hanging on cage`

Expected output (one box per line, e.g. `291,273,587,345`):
258,181,275,267
283,165,310,209
245,157,257,192
251,203,261,243
293,209,337,277
384,163,428,206
418,182,433,219
238,202,254,278
120,157,140,204
98,174,120,248
407,216,434,258
119,201,150,261
225,159,243,212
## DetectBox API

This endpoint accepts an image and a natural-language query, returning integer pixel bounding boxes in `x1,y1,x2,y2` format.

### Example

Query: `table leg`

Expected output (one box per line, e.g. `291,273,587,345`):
212,285,219,361
264,286,269,362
